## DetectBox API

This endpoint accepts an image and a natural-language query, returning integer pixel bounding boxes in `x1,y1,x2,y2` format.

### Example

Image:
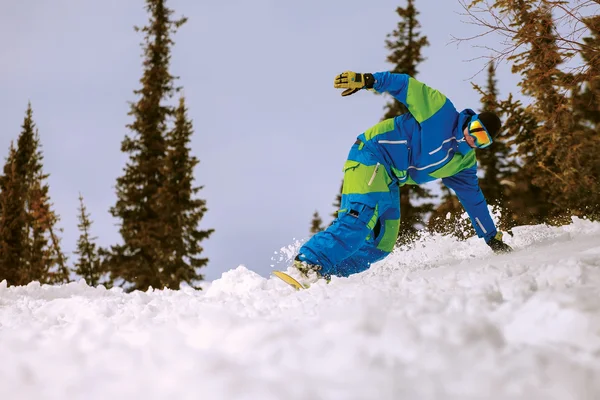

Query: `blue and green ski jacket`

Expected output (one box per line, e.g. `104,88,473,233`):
358,72,497,241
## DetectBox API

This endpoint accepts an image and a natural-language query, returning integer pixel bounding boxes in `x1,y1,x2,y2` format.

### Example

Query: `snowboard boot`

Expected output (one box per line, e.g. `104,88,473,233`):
293,255,330,285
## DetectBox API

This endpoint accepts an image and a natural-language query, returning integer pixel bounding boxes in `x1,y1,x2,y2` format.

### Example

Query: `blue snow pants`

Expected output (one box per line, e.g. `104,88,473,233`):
297,140,401,277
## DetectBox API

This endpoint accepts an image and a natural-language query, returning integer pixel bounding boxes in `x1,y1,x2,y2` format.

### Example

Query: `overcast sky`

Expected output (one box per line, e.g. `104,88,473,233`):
0,0,522,281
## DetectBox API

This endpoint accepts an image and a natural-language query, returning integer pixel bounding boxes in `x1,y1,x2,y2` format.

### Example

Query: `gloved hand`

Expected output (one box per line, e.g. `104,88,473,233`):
334,71,375,96
487,232,513,254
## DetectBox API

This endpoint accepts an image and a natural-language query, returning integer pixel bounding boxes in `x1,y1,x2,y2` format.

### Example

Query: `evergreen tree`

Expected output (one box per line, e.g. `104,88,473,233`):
464,0,600,219
504,2,597,218
21,111,69,284
496,94,549,227
29,172,70,284
74,194,104,286
431,63,527,235
0,144,26,284
573,16,600,128
471,63,525,230
108,0,194,291
0,104,68,285
383,0,434,243
159,97,213,289
310,211,324,235
383,0,429,117
570,15,600,218
474,63,514,208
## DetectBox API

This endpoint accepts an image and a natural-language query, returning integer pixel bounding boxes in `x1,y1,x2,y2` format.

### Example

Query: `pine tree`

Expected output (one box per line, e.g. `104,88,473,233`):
471,63,525,230
474,63,514,208
28,172,70,284
74,194,104,286
383,0,429,116
310,211,324,235
0,144,26,284
21,110,69,284
496,95,549,226
159,97,213,289
573,16,600,127
108,0,188,291
430,64,522,235
569,15,600,218
464,0,600,219
0,104,68,285
383,0,434,243
505,2,595,218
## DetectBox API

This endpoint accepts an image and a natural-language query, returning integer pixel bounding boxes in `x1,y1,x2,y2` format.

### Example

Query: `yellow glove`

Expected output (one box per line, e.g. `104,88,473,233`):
333,71,375,96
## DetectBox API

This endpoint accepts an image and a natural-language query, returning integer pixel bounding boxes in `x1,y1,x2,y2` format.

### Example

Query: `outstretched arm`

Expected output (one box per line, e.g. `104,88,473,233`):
333,71,448,124
372,72,447,124
442,166,512,253
442,166,496,240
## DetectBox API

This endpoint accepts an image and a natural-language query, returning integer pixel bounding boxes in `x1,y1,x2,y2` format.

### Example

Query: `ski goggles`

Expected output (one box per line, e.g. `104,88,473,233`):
467,117,493,149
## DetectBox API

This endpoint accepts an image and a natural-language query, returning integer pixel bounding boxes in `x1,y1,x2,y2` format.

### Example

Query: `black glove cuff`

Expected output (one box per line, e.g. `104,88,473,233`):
487,237,513,254
363,73,375,89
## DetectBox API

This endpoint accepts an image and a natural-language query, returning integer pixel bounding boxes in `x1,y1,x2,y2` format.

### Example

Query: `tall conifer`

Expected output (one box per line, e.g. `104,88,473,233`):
383,0,434,243
465,0,600,219
573,16,600,128
497,95,548,226
504,2,598,217
0,144,26,284
109,0,198,290
74,194,104,286
570,15,600,217
159,97,213,289
475,63,513,208
0,104,68,285
310,211,324,235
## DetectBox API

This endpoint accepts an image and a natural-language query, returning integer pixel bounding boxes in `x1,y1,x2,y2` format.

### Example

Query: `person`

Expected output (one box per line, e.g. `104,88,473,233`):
294,71,513,280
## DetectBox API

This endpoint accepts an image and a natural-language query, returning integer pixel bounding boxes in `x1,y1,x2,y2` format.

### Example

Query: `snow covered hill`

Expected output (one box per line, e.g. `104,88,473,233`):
1,218,600,400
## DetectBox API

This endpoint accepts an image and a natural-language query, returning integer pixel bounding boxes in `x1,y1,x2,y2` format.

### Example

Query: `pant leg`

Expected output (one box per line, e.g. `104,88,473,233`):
333,184,401,277
298,201,377,275
333,244,388,277
298,141,398,277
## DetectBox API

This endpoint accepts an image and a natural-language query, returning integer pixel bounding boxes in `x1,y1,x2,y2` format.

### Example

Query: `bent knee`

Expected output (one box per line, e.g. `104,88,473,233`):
338,201,378,230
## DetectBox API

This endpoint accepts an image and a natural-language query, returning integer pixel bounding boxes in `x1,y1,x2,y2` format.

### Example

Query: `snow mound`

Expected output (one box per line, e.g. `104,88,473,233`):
1,218,600,399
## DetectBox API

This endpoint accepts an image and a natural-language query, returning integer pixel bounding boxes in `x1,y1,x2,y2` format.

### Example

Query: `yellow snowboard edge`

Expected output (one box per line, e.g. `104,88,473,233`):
272,271,306,290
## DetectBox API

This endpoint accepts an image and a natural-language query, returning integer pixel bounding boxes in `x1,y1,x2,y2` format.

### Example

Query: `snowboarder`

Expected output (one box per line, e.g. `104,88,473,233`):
294,71,513,280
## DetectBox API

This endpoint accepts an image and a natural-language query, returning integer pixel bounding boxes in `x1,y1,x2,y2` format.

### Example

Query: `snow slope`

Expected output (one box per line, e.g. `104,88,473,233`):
1,218,600,400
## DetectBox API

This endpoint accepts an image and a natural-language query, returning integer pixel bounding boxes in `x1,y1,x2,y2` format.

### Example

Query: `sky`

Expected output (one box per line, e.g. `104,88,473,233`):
0,0,524,281
1,219,600,399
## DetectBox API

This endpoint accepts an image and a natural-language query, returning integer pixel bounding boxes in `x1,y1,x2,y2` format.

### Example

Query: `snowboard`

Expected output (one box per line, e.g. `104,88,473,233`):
272,270,306,290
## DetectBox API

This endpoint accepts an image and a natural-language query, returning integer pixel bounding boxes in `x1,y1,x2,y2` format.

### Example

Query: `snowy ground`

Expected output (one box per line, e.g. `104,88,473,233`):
1,218,600,400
